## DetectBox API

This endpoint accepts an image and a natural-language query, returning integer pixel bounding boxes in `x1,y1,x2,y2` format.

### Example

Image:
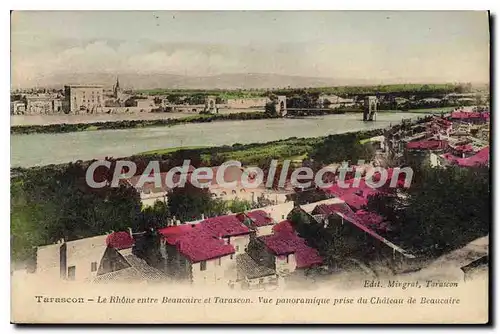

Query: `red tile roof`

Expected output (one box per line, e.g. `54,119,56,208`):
158,213,250,262
260,229,323,268
442,147,489,167
158,224,198,245
176,233,235,263
340,193,367,210
313,202,352,217
456,147,490,167
158,224,235,263
202,215,251,237
244,210,274,227
355,210,387,231
406,140,448,150
106,231,134,250
451,111,489,120
272,220,295,234
454,144,474,152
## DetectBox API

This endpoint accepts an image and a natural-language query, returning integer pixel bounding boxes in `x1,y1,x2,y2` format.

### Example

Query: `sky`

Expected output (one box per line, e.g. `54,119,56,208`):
11,11,490,88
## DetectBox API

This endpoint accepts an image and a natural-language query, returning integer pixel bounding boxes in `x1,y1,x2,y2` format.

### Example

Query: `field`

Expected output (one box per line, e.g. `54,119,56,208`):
136,83,470,99
137,137,322,166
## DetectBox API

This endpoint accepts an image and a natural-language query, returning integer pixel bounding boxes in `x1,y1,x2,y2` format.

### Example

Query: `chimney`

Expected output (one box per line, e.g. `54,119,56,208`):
59,242,67,279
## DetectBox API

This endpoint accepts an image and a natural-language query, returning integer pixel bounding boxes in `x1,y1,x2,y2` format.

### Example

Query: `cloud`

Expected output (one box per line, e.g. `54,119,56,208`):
11,37,490,88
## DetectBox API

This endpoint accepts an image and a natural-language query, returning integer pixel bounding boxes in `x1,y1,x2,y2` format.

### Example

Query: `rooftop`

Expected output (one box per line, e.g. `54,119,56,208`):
65,84,104,88
451,111,490,120
272,220,295,234
260,228,323,268
243,210,275,227
443,146,490,167
236,253,276,280
406,140,448,150
106,231,134,250
158,224,235,263
202,214,251,237
158,213,250,262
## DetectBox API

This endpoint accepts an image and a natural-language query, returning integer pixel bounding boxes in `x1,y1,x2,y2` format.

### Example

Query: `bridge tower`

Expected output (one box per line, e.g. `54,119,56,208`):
363,96,378,121
204,96,217,113
276,95,287,116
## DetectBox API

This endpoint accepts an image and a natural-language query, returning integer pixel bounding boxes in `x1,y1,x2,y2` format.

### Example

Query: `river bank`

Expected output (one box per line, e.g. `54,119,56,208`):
10,111,277,135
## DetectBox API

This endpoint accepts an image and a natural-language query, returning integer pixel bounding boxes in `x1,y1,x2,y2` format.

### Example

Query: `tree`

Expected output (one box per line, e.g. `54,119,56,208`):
135,201,170,232
228,198,252,213
367,165,490,256
309,132,377,165
132,228,163,268
11,163,143,262
167,183,213,221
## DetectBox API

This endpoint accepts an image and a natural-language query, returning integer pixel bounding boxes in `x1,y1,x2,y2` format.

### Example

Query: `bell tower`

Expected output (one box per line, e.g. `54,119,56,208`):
113,76,122,101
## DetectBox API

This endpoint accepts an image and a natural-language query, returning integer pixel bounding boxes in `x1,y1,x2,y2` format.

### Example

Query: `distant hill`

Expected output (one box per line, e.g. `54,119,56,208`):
23,72,377,90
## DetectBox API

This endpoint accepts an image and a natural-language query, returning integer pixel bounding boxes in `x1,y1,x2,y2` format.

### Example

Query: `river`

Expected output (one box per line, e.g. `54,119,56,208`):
11,112,427,168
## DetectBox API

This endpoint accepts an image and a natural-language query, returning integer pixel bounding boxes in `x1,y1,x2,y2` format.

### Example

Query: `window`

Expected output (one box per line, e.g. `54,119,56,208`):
91,262,97,272
286,256,289,264
230,254,234,260
217,258,221,266
282,215,285,219
259,278,264,284
235,245,239,252
200,261,207,271
67,266,76,280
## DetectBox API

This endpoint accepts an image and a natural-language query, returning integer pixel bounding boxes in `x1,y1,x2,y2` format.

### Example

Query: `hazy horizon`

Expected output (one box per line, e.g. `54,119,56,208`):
11,11,490,89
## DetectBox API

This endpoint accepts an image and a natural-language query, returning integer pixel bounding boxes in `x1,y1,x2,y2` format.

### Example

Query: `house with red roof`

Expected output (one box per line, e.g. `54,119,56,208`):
36,233,167,283
106,231,135,256
310,202,415,266
158,223,238,285
450,111,489,124
404,139,449,168
201,214,252,254
246,225,323,276
442,146,490,168
157,213,253,285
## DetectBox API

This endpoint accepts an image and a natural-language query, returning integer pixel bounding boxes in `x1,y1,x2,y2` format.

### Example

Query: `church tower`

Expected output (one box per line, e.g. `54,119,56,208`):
113,76,122,100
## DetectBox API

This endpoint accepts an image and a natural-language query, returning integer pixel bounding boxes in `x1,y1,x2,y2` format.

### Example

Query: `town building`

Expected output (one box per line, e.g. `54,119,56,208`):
225,98,269,109
158,220,244,286
35,231,167,284
318,94,355,109
23,94,55,114
10,101,26,115
63,85,104,114
246,220,323,277
236,253,278,289
125,164,291,208
308,201,416,269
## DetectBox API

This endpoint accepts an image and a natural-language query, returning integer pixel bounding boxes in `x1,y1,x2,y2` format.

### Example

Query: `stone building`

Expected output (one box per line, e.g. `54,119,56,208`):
24,94,53,114
10,101,26,115
63,85,104,114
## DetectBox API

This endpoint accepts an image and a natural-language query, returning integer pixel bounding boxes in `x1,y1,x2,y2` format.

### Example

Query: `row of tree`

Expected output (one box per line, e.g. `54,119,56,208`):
11,111,277,135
